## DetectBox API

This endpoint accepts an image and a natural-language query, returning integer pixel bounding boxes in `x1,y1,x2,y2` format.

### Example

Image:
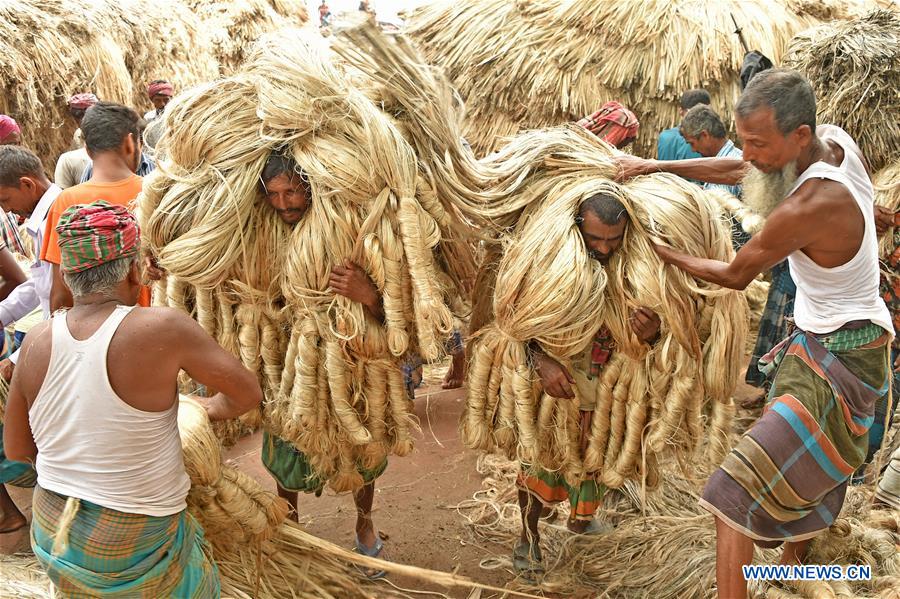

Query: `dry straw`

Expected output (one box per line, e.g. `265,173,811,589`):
785,9,900,172
186,0,310,73
0,0,218,170
404,0,829,157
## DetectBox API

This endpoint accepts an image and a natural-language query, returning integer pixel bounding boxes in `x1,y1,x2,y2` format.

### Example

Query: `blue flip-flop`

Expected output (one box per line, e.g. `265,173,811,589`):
354,534,387,580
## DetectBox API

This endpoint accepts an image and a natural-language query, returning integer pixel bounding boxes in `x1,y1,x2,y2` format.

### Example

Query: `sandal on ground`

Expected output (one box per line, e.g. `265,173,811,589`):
546,518,614,535
353,534,388,580
512,540,544,577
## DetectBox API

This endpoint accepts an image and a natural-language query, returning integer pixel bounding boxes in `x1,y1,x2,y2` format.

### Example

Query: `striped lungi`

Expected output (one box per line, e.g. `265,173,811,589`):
701,322,889,546
31,486,220,598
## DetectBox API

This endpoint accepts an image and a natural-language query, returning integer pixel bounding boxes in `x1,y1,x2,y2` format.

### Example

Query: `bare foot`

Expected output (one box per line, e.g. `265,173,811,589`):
740,389,766,410
442,351,465,389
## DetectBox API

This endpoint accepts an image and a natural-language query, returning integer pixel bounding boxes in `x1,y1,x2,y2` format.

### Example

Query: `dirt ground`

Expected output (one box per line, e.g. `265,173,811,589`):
1,363,764,597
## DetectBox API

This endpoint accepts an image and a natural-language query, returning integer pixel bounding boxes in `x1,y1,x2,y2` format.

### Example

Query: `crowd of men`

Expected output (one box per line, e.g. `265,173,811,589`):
0,66,898,599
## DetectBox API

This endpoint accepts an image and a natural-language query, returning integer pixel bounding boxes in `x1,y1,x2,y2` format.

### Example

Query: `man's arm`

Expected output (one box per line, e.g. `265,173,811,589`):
2,323,49,463
170,310,263,420
0,270,37,329
49,263,73,312
653,184,822,289
329,259,384,321
0,247,27,302
617,155,750,186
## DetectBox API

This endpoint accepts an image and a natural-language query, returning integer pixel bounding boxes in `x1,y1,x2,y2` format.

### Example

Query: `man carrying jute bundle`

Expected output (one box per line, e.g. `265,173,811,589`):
3,201,263,596
254,152,391,576
514,192,661,575
618,68,893,598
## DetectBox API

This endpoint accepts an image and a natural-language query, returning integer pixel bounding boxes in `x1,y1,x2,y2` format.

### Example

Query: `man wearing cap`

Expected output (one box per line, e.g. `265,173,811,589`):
576,101,639,150
54,93,99,189
4,200,263,596
0,116,21,146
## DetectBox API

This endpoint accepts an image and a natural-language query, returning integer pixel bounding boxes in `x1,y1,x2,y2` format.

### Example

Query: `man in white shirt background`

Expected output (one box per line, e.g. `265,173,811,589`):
0,145,62,534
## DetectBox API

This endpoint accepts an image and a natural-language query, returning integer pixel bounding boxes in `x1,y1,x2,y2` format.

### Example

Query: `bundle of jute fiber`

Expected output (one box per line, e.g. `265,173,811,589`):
139,28,470,491
0,0,218,169
404,0,818,157
187,0,312,74
459,135,748,488
784,9,900,173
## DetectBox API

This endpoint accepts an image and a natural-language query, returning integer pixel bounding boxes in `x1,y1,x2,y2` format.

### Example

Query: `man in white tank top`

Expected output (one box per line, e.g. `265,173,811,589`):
3,201,263,597
617,69,893,598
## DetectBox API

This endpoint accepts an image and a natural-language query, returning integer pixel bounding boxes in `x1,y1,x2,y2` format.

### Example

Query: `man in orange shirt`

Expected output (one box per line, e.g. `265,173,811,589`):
41,102,151,310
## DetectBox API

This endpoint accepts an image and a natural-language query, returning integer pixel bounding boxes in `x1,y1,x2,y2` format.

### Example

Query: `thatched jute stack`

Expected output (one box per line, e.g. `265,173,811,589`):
0,0,219,169
140,25,474,492
188,0,310,73
785,9,900,172
404,0,821,157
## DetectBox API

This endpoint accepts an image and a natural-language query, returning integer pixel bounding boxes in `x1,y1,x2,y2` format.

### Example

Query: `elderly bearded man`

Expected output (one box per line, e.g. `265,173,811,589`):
617,68,892,598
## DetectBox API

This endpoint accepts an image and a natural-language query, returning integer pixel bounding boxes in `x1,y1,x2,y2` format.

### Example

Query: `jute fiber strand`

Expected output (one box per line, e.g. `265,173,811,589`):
785,9,900,173
187,0,311,74
0,0,218,170
458,132,748,489
454,455,900,599
404,0,819,158
139,27,472,491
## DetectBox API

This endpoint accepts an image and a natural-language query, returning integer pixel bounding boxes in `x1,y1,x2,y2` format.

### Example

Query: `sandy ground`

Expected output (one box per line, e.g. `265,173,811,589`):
1,364,764,597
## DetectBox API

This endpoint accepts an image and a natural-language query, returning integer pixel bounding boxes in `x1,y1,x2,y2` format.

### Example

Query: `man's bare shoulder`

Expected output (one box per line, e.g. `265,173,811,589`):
781,177,851,214
124,306,199,336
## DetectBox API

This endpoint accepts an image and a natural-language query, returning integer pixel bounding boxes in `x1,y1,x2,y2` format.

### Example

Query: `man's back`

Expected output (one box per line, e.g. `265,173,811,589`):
20,305,193,515
657,127,700,161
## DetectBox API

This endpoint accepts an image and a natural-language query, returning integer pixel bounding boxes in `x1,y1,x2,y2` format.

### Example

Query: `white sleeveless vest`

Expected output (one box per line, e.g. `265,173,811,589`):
786,126,893,336
30,305,190,516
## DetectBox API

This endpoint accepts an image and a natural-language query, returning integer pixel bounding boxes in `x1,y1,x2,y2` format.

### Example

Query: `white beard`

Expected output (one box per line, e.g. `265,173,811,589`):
741,161,799,218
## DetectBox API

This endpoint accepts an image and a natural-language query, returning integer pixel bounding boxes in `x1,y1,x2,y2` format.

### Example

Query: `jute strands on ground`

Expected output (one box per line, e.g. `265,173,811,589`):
139,27,472,491
404,0,821,157
875,161,900,259
785,9,900,173
0,0,218,170
453,455,900,598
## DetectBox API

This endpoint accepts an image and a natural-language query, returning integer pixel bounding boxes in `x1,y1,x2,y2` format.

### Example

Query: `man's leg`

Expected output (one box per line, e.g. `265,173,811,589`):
354,481,377,548
276,485,298,523
518,488,542,546
715,516,754,599
0,484,26,533
779,539,810,566
442,348,466,389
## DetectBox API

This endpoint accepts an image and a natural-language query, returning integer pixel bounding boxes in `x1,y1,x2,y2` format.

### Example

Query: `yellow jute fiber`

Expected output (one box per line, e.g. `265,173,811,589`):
785,9,900,173
0,0,219,170
139,24,477,491
330,22,750,487
404,0,836,158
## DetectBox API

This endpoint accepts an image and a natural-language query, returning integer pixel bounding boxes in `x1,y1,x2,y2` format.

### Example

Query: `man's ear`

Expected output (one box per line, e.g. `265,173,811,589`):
129,259,142,285
793,124,814,148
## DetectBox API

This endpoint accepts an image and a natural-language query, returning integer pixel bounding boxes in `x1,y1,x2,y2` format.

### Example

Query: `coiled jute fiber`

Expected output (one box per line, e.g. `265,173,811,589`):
330,22,750,488
139,26,475,492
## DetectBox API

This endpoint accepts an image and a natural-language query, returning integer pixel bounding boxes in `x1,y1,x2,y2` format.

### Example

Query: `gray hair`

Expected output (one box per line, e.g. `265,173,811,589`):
63,256,137,297
680,104,727,139
735,68,816,135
